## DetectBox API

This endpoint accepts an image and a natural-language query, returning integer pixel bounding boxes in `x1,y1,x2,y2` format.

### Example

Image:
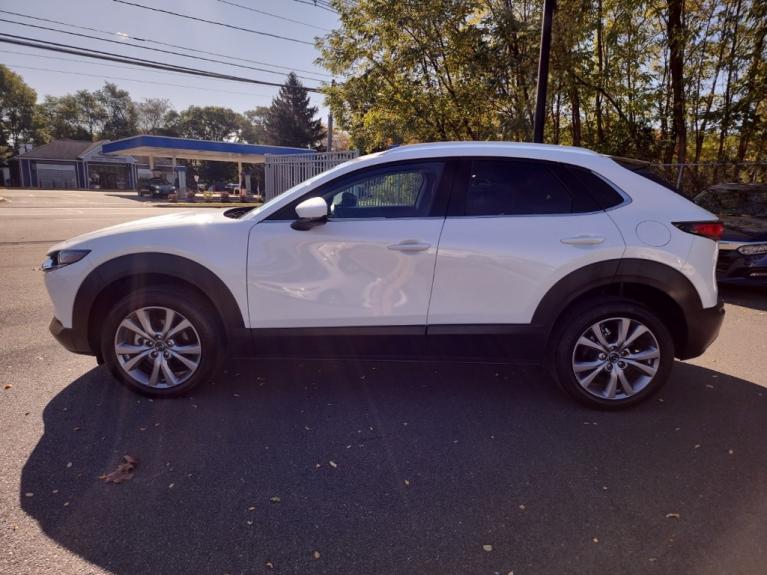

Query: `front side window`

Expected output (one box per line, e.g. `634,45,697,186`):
465,160,574,216
269,161,445,220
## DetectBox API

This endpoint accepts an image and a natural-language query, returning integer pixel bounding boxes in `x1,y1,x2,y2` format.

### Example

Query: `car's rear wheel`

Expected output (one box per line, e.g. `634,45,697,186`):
100,287,223,397
552,298,674,409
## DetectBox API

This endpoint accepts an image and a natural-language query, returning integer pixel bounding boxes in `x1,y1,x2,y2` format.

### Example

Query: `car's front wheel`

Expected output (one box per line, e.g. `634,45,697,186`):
552,298,674,409
100,287,223,397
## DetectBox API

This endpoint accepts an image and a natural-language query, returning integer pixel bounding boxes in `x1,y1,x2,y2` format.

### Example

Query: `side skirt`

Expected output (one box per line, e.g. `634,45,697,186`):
231,325,547,364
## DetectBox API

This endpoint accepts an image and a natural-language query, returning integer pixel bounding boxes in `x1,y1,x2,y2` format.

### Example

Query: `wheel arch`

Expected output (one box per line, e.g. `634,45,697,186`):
73,253,245,356
534,259,704,358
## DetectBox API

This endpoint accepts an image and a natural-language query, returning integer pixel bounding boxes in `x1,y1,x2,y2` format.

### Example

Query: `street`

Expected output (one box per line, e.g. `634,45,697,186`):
1,189,766,575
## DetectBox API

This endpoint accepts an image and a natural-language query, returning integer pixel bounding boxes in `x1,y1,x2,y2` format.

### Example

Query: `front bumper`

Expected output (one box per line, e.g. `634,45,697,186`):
49,317,95,356
677,300,725,360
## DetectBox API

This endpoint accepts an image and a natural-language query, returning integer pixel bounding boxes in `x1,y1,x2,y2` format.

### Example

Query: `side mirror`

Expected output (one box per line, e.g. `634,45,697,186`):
291,197,328,231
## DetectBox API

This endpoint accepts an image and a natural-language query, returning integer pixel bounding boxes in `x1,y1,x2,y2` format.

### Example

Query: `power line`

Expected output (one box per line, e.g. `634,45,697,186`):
5,63,273,98
292,0,338,13
216,0,331,32
0,47,273,90
0,33,324,92
112,0,315,45
0,8,331,77
0,17,327,82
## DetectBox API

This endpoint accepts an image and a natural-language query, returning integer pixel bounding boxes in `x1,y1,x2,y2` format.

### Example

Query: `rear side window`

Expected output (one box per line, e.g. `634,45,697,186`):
464,159,596,216
560,165,625,210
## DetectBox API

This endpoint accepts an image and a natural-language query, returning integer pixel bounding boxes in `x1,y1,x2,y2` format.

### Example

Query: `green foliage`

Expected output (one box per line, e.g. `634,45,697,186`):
169,105,244,141
263,73,325,149
320,0,767,172
0,65,42,159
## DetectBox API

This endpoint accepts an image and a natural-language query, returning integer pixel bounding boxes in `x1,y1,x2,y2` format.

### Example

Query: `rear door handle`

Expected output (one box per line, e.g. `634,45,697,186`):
387,240,431,253
560,235,605,246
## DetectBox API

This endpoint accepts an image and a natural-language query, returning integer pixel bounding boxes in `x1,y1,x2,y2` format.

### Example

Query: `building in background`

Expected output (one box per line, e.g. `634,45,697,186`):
9,139,185,191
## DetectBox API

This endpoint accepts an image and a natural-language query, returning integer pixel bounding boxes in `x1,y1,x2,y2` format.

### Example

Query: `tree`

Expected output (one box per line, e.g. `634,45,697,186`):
240,106,269,143
41,90,108,141
171,105,244,141
0,65,42,158
263,73,325,149
97,83,137,140
136,98,173,134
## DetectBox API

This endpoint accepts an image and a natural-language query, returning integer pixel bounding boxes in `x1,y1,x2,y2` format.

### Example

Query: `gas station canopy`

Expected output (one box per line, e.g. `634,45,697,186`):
102,135,313,163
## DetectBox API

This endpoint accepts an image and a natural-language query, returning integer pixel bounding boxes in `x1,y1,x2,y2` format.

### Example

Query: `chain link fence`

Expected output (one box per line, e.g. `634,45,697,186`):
655,162,767,198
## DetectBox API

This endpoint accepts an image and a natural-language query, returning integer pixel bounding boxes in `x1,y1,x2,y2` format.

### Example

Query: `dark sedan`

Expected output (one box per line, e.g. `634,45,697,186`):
139,177,175,198
695,184,767,285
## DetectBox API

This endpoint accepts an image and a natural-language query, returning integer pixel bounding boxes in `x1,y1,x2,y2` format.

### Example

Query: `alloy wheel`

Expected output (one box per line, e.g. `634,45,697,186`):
571,316,661,401
114,306,202,389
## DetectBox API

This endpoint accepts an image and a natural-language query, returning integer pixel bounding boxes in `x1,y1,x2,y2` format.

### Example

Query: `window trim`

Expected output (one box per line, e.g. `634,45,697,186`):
446,157,629,218
266,158,456,221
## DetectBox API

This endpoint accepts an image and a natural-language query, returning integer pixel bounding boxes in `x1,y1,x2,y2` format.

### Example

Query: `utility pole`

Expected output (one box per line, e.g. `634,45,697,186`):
326,78,335,152
533,0,556,143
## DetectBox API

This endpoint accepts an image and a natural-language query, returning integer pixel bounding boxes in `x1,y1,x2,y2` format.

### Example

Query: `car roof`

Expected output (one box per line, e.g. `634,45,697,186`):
379,141,600,160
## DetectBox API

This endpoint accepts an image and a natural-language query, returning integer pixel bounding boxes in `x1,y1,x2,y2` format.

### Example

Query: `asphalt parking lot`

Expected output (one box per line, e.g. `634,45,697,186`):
1,189,766,575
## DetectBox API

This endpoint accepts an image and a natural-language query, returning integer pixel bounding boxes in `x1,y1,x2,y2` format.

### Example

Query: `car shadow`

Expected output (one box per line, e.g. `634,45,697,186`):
720,283,767,312
21,360,767,575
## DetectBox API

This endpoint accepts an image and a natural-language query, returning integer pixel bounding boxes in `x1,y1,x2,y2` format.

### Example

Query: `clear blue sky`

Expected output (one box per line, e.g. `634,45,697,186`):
0,0,337,119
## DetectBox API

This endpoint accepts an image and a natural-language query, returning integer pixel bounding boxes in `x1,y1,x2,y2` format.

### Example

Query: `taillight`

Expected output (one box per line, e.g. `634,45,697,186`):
673,221,724,241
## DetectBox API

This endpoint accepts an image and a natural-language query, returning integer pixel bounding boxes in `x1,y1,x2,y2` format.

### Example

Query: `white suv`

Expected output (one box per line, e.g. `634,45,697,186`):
43,142,724,408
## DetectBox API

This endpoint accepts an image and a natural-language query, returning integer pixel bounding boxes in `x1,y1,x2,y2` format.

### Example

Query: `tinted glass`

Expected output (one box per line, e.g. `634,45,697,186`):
465,160,573,216
611,156,677,192
270,161,444,220
560,165,624,210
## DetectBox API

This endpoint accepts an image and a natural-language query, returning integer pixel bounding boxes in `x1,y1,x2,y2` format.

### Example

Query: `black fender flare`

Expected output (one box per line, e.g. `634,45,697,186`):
72,253,245,349
531,258,703,332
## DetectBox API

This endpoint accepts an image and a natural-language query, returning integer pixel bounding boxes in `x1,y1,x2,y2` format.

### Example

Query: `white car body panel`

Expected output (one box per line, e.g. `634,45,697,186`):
247,219,444,328
43,142,721,337
46,211,251,328
428,212,626,325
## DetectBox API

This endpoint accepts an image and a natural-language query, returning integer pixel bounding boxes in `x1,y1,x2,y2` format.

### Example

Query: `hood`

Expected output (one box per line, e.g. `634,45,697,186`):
49,210,226,252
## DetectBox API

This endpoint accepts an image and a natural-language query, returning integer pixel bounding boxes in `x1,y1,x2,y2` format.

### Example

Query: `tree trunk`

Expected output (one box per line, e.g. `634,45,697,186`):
667,0,687,166
570,81,581,146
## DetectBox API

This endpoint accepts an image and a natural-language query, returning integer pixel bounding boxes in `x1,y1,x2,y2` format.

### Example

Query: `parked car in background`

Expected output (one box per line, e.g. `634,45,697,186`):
138,177,175,198
694,183,767,285
43,142,724,409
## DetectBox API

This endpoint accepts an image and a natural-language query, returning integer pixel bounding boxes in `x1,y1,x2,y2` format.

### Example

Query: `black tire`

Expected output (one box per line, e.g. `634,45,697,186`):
551,297,674,409
100,287,224,397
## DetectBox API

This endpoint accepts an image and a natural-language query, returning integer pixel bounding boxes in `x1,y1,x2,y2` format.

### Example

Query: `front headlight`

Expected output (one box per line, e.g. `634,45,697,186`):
737,243,767,256
42,249,91,272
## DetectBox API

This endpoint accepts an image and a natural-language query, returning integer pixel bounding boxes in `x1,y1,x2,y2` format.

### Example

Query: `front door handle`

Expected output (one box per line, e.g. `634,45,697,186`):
560,235,605,246
387,240,431,253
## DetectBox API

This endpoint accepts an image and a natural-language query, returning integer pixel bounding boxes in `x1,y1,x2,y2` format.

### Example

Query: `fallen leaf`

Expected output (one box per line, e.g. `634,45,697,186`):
3,384,11,390
24,492,33,497
482,544,493,552
99,455,138,484
665,513,681,519
246,520,253,525
72,426,81,432
313,551,321,560
518,504,526,510
694,444,701,449
329,460,338,469
168,483,175,489
404,479,411,486
248,506,256,511
593,538,599,543
265,561,273,569
270,496,281,504
728,449,734,455
66,462,72,468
